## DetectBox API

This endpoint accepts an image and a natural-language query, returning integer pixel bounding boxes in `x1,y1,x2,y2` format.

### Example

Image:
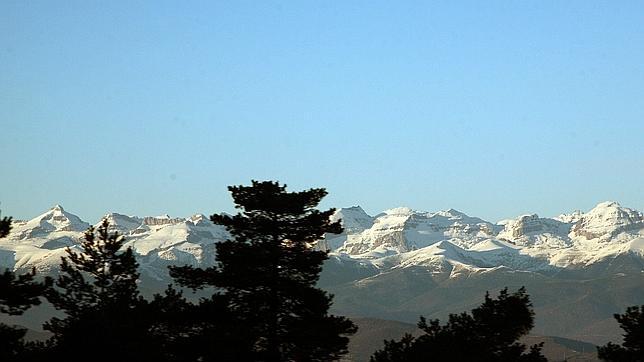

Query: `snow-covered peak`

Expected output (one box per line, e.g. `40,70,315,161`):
333,206,369,217
426,208,488,225
571,201,643,240
435,208,467,218
337,206,496,255
594,201,622,209
16,205,90,237
331,206,374,234
188,214,212,226
98,213,143,233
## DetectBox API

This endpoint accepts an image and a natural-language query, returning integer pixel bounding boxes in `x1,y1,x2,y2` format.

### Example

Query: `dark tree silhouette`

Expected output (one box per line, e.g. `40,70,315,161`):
0,214,52,361
44,219,162,362
170,180,357,361
0,212,11,238
370,287,546,362
597,305,644,361
149,285,258,362
0,268,51,316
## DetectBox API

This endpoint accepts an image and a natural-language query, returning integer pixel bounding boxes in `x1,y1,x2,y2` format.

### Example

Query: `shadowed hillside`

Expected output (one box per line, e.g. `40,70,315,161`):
344,318,599,362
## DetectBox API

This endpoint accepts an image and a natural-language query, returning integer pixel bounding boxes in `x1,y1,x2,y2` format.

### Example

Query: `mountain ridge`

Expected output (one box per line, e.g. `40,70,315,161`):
3,201,643,275
1,201,642,346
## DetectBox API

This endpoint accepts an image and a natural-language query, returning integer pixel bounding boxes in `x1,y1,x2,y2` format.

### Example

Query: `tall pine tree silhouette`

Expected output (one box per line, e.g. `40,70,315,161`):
44,219,161,362
597,305,644,361
170,180,357,361
370,287,546,362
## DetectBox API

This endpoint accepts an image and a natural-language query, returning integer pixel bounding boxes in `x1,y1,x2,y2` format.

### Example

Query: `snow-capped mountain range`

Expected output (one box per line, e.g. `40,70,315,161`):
2,201,642,280
1,201,643,346
1,205,228,280
324,201,644,276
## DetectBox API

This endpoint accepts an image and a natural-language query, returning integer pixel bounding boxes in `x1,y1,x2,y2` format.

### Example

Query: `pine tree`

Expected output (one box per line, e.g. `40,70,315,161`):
170,180,357,361
0,213,51,361
370,287,546,362
597,305,644,361
44,219,162,362
0,268,53,360
149,285,258,362
0,268,51,316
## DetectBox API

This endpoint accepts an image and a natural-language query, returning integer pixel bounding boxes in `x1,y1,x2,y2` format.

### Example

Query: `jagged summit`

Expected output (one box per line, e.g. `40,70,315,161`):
571,201,643,240
442,208,466,217
20,205,90,235
189,213,209,224
331,206,373,229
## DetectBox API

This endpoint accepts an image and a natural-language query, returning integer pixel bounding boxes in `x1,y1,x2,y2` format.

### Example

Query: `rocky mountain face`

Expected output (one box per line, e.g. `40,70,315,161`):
1,201,642,346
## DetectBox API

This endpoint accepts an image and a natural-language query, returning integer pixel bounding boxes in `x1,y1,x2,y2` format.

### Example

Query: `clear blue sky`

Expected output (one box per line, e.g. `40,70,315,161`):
1,1,643,223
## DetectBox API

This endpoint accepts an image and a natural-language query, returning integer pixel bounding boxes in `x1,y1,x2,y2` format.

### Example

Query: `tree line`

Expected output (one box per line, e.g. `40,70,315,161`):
0,181,641,361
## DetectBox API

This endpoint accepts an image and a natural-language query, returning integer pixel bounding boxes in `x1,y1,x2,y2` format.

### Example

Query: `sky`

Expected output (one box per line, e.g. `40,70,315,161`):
1,1,643,223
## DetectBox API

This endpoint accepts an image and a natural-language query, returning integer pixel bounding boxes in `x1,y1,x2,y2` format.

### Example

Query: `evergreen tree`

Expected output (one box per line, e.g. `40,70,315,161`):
597,305,644,361
170,180,357,361
44,219,162,362
370,287,546,362
149,285,258,362
0,268,51,315
0,213,51,361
